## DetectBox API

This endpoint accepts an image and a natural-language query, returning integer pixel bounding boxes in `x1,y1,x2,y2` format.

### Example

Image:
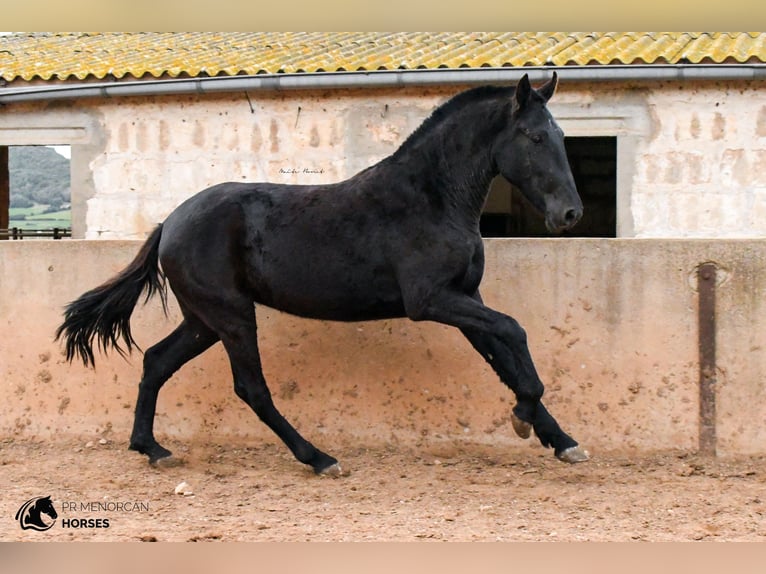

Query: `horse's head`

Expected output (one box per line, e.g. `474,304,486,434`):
35,496,58,520
492,72,583,233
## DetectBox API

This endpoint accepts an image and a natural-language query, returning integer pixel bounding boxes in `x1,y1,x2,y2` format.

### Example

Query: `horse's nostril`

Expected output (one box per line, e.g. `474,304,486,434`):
564,208,581,224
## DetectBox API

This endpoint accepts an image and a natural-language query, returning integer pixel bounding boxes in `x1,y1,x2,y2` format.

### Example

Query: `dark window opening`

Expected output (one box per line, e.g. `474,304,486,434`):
480,136,617,238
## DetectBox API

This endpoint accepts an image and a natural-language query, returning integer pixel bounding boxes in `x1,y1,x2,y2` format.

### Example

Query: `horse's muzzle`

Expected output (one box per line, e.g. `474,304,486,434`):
546,206,583,233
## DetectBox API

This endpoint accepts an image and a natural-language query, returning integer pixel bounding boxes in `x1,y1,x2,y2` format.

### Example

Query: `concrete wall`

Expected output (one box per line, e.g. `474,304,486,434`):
3,80,766,239
634,81,766,237
2,239,765,457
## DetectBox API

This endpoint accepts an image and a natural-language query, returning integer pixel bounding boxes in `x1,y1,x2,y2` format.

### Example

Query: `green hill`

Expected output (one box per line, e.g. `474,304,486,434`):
7,146,71,230
9,145,70,209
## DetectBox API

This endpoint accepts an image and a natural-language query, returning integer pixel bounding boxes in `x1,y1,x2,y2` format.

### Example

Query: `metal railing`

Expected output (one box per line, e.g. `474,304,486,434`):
0,227,71,240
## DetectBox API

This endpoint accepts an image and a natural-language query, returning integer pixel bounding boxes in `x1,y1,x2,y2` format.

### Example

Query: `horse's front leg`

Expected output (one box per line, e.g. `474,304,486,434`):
405,288,588,463
461,327,588,463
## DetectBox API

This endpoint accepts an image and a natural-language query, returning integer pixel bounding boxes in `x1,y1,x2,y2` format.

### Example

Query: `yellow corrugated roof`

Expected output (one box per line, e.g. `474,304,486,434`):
2,32,765,82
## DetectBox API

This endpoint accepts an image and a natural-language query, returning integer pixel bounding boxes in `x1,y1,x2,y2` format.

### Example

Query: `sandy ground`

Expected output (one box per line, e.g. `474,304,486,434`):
2,436,765,542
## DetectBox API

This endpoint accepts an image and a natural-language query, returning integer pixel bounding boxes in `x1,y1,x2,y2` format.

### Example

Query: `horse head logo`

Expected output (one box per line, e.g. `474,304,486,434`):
15,496,58,531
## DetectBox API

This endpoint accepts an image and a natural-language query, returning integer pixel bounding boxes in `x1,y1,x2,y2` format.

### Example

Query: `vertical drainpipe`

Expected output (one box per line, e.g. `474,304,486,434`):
697,262,718,456
0,146,8,236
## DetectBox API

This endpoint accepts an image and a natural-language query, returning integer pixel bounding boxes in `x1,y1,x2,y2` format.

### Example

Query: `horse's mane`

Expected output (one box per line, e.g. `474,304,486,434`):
391,85,514,160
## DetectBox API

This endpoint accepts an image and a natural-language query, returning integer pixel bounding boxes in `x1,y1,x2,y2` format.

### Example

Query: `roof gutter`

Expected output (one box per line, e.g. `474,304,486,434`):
2,64,766,104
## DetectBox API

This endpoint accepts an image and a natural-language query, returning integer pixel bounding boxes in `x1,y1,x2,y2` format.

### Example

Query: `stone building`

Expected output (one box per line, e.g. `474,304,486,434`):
1,32,765,239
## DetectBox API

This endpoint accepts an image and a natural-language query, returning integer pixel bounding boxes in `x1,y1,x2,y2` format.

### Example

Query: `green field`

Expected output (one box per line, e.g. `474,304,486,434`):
8,205,71,230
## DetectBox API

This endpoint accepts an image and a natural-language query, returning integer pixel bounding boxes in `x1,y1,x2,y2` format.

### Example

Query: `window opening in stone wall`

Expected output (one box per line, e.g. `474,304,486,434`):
480,136,617,238
1,145,71,240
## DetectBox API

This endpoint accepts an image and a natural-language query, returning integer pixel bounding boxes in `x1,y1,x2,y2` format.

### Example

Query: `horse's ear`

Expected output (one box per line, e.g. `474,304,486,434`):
513,73,531,115
538,71,558,102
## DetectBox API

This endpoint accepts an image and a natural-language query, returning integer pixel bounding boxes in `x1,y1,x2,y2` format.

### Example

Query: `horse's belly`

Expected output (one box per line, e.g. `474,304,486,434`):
262,286,407,322
250,261,406,322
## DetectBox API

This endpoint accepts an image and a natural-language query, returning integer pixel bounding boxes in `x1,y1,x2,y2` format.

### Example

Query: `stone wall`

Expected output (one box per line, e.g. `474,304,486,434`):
84,88,445,238
634,81,766,237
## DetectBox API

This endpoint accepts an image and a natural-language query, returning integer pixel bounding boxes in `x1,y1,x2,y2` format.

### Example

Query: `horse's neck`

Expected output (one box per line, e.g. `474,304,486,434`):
409,139,498,223
401,103,502,221
450,153,497,221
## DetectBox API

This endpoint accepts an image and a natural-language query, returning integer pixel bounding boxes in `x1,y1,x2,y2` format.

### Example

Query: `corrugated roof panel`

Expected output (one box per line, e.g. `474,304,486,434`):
1,32,765,83
680,32,766,63
627,33,687,64
681,33,724,63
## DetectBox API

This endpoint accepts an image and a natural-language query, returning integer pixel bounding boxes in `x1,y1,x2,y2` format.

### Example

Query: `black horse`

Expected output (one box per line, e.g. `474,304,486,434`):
57,73,588,476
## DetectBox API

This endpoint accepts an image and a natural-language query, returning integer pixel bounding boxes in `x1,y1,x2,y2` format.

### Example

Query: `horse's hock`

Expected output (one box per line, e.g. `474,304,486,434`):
2,238,765,457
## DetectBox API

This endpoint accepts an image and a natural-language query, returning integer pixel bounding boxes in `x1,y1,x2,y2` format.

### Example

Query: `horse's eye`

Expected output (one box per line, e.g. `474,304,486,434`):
522,128,544,144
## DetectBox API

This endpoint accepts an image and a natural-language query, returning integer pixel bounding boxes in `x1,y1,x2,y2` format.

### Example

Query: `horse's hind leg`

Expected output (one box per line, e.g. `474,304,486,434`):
200,300,341,476
129,317,218,464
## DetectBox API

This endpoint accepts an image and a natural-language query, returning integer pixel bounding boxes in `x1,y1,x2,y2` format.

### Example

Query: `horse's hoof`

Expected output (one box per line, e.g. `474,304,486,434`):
131,440,176,466
511,413,532,439
556,446,590,464
148,448,184,468
317,462,344,478
149,455,186,468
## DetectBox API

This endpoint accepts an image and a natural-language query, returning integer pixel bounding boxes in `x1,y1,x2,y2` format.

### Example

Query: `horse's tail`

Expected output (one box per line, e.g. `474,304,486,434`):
55,224,168,367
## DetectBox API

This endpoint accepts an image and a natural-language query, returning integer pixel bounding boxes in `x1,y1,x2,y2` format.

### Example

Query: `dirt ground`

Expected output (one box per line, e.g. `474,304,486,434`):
2,436,764,542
